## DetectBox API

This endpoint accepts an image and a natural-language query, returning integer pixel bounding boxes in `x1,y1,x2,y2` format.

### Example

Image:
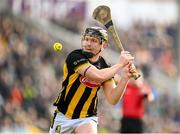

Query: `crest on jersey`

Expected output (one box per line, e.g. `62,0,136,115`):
55,125,61,133
80,76,101,88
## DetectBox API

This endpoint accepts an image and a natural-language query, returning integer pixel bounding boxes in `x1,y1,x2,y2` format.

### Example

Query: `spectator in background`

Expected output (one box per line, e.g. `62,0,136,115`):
118,67,154,133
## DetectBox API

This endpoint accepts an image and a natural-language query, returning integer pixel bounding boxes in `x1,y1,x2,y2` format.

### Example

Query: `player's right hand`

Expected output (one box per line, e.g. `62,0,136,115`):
118,51,134,68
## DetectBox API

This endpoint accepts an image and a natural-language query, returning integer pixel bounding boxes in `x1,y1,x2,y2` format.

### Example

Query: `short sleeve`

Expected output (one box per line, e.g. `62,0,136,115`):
103,77,115,84
66,50,91,72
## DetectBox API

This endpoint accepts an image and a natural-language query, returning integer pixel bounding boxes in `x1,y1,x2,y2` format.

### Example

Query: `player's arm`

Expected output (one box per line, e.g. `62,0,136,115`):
102,74,129,105
102,63,135,105
77,63,123,83
77,51,134,83
68,51,121,83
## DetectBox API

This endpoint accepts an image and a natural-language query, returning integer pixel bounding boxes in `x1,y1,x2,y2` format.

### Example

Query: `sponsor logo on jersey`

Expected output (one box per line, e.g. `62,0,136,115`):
80,76,101,88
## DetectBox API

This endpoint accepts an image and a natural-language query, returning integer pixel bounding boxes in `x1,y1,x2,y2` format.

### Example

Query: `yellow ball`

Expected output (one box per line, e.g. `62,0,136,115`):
53,42,62,51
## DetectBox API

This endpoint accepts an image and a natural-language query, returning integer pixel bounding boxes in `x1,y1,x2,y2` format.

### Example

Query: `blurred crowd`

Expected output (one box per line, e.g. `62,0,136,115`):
116,21,177,79
0,10,180,133
0,12,67,133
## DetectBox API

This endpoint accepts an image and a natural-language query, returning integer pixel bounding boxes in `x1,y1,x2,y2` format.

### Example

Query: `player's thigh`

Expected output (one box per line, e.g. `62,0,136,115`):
49,112,75,134
75,123,97,134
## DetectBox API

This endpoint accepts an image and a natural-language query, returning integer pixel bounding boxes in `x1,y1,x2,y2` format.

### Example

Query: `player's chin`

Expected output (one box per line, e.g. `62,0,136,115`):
84,48,93,52
83,49,94,54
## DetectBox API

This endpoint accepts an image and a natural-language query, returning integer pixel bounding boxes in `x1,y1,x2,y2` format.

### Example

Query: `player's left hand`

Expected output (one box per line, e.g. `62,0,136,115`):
122,62,136,79
129,63,136,74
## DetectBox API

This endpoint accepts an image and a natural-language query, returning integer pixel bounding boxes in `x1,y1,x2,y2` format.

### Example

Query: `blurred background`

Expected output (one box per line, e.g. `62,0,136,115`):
0,0,180,133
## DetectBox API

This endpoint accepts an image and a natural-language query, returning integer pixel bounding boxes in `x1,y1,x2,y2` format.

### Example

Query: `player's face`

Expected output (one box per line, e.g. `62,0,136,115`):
81,35,102,54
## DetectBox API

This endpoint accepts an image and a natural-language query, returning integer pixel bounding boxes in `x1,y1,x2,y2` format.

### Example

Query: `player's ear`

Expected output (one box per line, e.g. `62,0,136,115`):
81,35,85,41
103,42,108,49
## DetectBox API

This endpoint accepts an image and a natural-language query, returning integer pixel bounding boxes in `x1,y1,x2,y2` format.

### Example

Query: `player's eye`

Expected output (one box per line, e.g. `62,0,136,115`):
84,37,89,42
91,38,99,43
84,36,99,44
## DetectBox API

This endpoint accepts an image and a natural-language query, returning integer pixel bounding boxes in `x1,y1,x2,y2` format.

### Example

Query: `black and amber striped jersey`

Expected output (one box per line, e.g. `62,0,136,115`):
53,49,113,119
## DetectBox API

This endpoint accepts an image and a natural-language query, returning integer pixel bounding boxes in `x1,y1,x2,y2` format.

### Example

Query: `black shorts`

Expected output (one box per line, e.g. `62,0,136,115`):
120,117,144,133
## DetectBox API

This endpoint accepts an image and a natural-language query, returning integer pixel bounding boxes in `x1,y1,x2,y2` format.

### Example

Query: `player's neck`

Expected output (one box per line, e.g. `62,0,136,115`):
89,55,100,63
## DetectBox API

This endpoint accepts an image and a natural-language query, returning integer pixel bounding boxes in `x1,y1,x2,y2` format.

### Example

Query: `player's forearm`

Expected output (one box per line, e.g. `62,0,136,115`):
96,64,123,83
109,76,129,105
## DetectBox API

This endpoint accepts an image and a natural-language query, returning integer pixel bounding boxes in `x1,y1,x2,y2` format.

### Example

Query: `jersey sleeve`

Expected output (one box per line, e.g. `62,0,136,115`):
66,51,91,72
104,78,115,84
